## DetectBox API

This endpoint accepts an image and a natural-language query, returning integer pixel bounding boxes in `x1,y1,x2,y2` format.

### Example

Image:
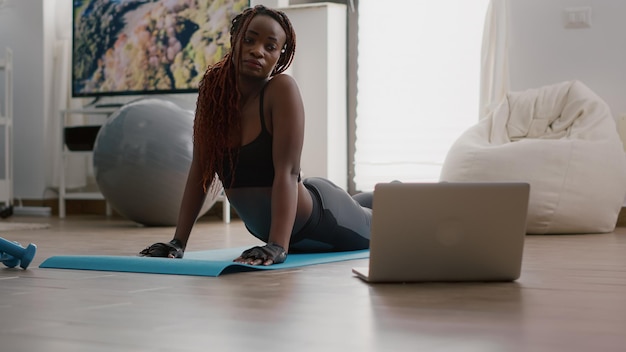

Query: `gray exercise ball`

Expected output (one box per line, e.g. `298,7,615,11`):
93,97,218,226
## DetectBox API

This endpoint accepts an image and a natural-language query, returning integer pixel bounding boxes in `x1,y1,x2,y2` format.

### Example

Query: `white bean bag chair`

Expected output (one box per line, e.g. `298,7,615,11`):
440,80,626,234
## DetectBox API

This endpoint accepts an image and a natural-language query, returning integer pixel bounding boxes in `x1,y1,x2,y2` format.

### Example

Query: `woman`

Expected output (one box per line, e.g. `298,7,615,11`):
140,5,372,265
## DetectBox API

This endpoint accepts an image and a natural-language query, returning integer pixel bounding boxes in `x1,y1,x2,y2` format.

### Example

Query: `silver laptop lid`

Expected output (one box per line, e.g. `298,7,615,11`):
367,182,530,282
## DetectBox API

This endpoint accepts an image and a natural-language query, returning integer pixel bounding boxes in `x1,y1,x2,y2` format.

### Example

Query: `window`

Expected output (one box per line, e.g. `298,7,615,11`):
353,0,490,191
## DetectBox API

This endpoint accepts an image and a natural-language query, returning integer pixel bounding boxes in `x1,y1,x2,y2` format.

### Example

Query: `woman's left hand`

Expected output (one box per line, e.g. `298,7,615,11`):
234,242,287,266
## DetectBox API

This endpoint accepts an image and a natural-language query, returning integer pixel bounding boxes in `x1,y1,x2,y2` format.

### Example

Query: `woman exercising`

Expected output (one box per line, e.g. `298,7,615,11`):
140,5,372,265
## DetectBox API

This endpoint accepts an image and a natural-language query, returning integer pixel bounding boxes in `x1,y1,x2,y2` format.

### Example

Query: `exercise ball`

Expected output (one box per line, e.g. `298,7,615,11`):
93,97,218,226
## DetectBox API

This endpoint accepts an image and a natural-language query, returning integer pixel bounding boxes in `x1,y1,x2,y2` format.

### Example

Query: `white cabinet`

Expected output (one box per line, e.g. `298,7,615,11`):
281,3,348,189
58,108,118,218
0,48,13,214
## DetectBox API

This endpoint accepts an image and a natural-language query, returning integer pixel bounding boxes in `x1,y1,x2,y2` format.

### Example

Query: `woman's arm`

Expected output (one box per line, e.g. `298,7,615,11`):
139,146,207,258
267,74,305,250
172,147,209,249
232,74,305,266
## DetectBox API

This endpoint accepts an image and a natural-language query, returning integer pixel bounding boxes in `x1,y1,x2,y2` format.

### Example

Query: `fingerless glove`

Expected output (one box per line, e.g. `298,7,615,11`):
239,242,287,264
138,239,184,258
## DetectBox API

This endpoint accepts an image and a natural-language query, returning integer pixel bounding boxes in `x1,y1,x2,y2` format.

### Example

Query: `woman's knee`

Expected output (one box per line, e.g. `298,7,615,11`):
352,191,373,209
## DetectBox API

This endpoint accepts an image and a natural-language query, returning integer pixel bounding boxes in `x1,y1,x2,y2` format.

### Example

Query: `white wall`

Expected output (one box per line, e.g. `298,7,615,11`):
508,0,626,118
0,0,49,199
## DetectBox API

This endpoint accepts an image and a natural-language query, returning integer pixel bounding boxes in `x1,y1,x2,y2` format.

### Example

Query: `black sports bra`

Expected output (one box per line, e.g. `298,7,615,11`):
220,84,301,189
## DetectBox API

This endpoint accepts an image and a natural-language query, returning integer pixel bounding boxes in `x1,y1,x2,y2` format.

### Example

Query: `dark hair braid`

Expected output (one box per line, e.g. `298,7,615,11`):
193,5,297,194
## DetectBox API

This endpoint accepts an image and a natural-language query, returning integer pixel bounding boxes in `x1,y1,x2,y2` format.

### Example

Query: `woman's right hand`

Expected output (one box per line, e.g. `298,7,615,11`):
233,242,287,266
138,239,184,258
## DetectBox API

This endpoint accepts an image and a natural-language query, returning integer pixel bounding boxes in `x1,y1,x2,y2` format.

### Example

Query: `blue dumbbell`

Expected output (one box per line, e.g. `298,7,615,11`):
0,237,37,269
1,251,20,268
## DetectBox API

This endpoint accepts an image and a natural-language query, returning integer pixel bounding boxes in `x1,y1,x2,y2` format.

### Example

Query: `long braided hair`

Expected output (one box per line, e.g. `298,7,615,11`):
193,5,296,195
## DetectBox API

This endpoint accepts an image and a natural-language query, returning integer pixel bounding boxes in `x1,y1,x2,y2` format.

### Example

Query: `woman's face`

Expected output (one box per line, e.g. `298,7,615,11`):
237,14,287,79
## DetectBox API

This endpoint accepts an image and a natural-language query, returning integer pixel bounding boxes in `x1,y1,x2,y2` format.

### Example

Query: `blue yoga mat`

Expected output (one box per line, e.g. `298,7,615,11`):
39,247,369,277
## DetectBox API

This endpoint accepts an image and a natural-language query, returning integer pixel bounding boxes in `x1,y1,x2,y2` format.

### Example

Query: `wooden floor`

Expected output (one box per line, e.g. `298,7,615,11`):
1,214,626,352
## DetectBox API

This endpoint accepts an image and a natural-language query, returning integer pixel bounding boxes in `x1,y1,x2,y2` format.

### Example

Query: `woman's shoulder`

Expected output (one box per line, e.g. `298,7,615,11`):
264,74,304,117
266,73,300,94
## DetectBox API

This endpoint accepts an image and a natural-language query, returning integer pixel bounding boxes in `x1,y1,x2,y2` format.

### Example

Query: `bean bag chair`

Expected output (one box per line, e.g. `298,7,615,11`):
440,80,626,234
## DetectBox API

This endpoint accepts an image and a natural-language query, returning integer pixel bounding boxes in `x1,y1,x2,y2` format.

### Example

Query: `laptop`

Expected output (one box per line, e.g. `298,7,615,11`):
352,182,530,283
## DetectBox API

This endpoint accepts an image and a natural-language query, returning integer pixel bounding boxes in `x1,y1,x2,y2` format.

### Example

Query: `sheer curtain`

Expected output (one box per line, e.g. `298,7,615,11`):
479,0,510,119
354,0,491,191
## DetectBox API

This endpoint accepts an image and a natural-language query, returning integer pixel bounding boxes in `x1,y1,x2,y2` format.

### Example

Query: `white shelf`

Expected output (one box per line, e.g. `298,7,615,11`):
58,108,118,218
62,150,95,156
63,107,120,114
62,192,106,200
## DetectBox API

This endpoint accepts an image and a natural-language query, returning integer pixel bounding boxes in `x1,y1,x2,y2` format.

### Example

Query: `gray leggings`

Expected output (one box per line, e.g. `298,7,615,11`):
289,177,372,252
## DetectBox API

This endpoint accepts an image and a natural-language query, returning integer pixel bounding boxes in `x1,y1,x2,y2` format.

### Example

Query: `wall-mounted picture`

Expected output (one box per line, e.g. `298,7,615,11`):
72,0,249,97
